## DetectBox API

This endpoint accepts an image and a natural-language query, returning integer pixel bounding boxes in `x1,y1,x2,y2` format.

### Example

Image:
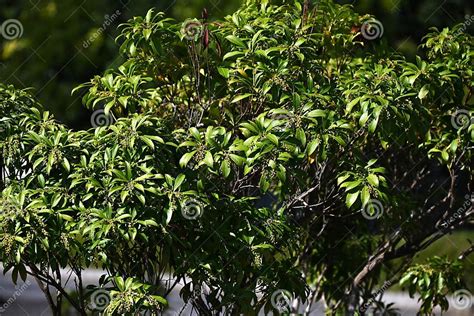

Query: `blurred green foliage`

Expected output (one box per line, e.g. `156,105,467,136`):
0,0,472,128
415,231,474,290
343,0,473,56
0,0,240,128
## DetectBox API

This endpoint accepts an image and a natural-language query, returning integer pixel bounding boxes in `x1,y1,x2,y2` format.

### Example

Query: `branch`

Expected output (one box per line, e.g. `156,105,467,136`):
27,264,83,312
459,245,474,260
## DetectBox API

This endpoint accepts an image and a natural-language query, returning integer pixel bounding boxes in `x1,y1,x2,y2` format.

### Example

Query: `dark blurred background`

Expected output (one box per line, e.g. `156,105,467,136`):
0,0,472,128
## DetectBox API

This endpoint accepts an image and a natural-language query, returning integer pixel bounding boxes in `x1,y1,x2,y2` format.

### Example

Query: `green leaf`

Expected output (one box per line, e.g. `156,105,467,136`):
221,160,231,178
165,205,174,225
115,276,125,291
189,127,201,140
37,174,45,188
140,136,155,150
218,67,230,78
449,139,459,153
180,151,196,168
223,51,244,60
368,118,378,133
437,274,444,291
229,154,246,166
232,93,252,103
51,193,61,208
359,111,369,126
121,191,129,203
225,35,246,47
46,152,55,174
296,128,306,146
142,219,158,227
118,96,129,108
361,186,370,207
266,133,279,145
174,174,185,190
252,243,274,250
341,180,362,191
146,135,164,144
18,264,27,282
441,150,449,162
418,84,429,100
59,214,73,221
129,42,137,56
307,109,326,118
337,174,351,185
259,174,270,192
400,272,413,285
307,139,319,156
33,157,44,170
346,97,360,114
62,158,70,172
346,191,360,208
151,295,168,306
203,151,214,167
367,174,379,187
137,194,146,205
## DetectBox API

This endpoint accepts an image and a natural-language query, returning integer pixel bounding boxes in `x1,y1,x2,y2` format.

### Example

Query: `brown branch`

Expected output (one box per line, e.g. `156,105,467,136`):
27,264,83,313
30,271,57,313
458,245,474,260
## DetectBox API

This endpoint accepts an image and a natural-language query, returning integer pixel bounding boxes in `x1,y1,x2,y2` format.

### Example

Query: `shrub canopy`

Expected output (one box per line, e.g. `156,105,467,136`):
1,0,473,314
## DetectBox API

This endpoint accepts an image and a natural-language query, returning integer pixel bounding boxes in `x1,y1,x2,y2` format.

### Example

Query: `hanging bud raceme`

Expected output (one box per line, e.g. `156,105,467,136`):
201,8,208,20
202,27,209,49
